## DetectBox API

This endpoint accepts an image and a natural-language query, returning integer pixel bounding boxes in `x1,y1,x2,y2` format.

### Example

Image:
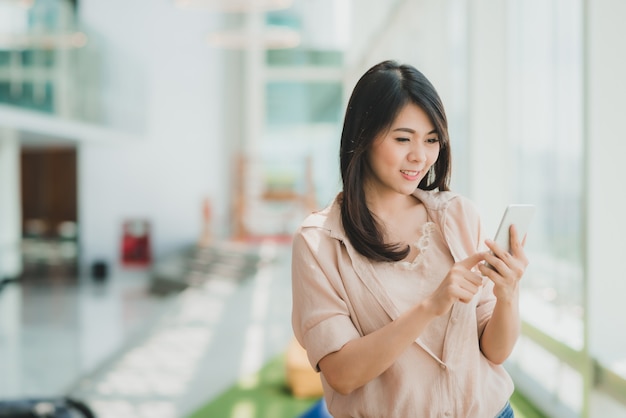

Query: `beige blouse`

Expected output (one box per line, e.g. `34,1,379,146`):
374,221,453,361
291,189,514,418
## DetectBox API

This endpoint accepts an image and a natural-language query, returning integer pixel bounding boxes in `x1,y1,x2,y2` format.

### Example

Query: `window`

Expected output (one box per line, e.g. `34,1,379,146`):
506,0,586,416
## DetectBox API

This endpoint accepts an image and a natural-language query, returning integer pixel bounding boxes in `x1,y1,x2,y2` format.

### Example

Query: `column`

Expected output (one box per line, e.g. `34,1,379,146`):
0,128,22,279
466,0,510,234
585,0,626,408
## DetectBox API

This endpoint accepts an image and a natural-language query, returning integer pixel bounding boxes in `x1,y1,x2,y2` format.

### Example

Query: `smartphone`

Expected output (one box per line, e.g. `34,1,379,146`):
486,204,535,268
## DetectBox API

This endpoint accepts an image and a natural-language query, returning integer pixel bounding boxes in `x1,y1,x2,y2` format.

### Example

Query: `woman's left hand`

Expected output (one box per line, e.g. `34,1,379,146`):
478,225,529,302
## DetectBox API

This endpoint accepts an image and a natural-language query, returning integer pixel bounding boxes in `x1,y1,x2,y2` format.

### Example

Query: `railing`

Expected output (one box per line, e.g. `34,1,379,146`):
509,317,626,417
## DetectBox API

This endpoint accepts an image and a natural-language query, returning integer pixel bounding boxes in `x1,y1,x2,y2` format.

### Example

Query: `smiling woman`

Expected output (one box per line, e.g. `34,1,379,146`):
291,60,530,418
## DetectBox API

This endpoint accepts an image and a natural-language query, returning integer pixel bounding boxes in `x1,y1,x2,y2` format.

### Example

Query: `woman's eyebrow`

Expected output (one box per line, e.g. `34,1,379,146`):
392,127,415,134
392,127,437,134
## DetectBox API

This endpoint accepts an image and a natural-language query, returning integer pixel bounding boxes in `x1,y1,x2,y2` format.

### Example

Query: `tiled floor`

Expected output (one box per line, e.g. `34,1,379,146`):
0,240,295,418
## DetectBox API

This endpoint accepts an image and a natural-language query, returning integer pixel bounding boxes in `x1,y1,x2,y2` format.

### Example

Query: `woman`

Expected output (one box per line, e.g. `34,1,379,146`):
291,60,527,417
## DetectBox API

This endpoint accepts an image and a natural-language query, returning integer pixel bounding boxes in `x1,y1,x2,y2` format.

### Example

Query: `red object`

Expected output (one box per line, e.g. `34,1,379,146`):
202,197,212,223
121,219,151,267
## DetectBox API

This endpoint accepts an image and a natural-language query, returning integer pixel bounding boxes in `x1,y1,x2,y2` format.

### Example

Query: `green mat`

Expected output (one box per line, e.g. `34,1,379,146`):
188,354,548,418
187,354,317,418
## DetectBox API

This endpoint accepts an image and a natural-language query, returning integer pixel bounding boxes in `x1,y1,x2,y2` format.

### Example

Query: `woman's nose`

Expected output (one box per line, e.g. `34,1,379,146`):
408,144,426,162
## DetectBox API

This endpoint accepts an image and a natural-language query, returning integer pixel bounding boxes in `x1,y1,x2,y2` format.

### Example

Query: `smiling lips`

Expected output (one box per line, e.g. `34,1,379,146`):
400,169,422,181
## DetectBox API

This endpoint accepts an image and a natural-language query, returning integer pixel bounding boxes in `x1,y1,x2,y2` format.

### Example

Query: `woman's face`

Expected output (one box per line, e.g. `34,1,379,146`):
365,102,440,198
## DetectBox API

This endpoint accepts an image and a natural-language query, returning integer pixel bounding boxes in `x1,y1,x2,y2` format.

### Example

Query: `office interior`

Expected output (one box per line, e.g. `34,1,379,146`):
0,0,625,417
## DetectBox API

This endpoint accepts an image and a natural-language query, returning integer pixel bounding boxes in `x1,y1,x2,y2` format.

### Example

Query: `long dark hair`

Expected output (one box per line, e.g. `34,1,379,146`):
339,60,451,262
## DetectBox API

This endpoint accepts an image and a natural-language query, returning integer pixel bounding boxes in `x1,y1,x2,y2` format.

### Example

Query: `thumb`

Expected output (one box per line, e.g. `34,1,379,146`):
458,252,486,270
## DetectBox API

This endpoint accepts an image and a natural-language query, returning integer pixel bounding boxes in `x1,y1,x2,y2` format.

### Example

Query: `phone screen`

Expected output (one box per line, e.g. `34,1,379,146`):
492,204,536,253
485,204,535,270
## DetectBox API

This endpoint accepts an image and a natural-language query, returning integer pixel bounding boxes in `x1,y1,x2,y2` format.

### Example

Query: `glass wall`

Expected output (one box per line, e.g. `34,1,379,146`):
233,1,346,239
0,0,82,113
505,1,626,417
264,1,346,209
505,0,586,416
508,0,584,352
0,0,146,133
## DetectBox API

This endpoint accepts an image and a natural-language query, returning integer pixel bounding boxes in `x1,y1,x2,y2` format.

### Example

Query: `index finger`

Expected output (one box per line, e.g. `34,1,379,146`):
458,252,486,269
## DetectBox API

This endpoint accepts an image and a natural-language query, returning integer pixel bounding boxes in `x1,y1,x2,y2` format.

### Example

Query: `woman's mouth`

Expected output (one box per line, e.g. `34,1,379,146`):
400,170,421,181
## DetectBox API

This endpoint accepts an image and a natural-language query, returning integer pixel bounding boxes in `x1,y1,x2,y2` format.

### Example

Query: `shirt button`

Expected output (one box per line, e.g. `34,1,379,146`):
450,317,457,324
440,363,447,370
444,411,452,416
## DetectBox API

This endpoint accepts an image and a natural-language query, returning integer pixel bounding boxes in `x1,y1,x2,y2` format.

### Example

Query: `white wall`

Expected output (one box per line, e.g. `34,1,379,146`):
78,0,231,270
586,0,626,369
0,128,21,278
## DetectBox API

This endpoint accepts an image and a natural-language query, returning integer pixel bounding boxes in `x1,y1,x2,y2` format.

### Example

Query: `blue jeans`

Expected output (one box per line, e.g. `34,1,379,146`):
495,401,515,418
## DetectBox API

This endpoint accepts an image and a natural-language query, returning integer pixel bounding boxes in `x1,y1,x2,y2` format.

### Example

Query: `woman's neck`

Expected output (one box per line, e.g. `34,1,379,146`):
366,191,419,222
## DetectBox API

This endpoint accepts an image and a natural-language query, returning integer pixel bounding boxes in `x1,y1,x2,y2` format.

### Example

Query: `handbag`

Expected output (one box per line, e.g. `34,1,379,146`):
0,397,95,418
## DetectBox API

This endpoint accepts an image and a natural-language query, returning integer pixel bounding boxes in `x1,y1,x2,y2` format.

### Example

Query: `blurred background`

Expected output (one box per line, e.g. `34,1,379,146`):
0,0,624,417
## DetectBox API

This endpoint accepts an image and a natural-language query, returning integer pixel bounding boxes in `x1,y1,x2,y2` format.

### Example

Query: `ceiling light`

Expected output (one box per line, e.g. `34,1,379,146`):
0,32,88,49
207,26,300,49
174,0,293,12
1,0,35,9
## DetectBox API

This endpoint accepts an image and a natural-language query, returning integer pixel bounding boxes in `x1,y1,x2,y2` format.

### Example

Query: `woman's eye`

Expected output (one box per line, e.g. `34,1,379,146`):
395,137,410,142
427,137,440,144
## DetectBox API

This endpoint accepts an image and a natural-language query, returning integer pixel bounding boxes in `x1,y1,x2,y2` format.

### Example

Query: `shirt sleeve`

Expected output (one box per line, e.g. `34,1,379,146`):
291,227,361,371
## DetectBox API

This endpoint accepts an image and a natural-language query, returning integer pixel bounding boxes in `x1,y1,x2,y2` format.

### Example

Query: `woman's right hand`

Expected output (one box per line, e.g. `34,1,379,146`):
424,252,486,317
